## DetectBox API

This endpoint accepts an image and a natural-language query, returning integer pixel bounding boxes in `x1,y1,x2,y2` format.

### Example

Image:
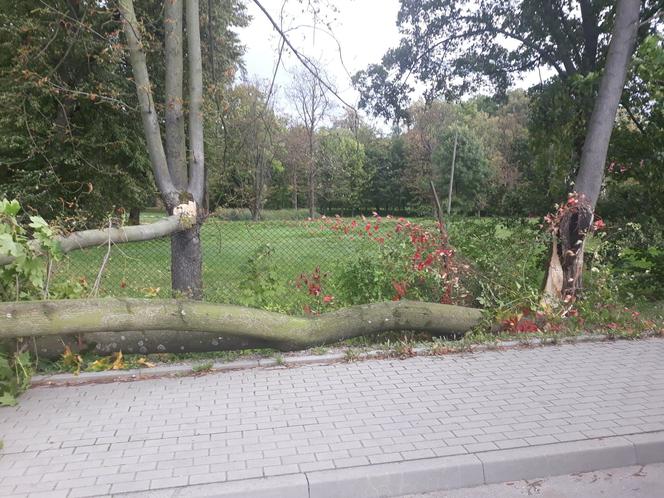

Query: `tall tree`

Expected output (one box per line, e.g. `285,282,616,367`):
282,125,310,211
118,0,245,298
432,126,492,215
354,0,661,122
288,66,332,218
316,129,367,214
210,82,283,220
545,0,642,302
118,0,206,298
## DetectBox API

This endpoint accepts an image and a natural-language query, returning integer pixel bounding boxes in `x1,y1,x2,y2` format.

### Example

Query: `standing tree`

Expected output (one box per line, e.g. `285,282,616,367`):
356,0,652,301
288,66,332,218
117,0,247,298
316,129,367,214
403,101,458,213
432,126,492,216
544,0,642,303
282,125,310,211
210,82,283,220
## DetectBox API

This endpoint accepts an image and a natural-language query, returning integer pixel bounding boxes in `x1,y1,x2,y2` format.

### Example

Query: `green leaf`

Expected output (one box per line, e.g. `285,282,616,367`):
0,199,21,217
0,233,23,257
28,216,49,230
0,391,17,407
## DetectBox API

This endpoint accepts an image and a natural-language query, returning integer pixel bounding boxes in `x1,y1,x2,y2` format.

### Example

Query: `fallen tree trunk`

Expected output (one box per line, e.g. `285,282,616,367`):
0,299,482,354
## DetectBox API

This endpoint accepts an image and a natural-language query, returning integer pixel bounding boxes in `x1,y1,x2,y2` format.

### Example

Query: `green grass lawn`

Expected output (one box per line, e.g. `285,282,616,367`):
53,216,379,303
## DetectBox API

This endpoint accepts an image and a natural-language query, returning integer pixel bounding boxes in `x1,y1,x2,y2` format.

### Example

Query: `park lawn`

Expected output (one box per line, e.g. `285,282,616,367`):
53,217,380,304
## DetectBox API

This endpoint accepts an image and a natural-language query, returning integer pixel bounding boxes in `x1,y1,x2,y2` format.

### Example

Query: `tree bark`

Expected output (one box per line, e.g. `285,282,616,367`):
543,0,641,305
0,299,482,353
308,163,315,218
292,168,298,211
164,0,188,190
170,223,203,300
128,207,141,226
186,0,205,204
156,0,206,300
575,0,640,209
118,0,178,208
0,213,190,267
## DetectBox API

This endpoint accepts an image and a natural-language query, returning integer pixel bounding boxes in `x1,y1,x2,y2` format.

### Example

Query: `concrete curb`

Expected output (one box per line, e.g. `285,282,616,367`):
31,334,659,387
117,431,664,497
120,474,309,498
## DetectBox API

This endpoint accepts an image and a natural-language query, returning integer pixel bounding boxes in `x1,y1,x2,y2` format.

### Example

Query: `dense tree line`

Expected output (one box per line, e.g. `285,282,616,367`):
0,0,246,229
1,1,661,228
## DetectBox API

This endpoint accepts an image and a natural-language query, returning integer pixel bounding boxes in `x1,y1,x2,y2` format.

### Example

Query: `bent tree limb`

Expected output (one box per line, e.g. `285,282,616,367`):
0,299,482,351
0,207,195,267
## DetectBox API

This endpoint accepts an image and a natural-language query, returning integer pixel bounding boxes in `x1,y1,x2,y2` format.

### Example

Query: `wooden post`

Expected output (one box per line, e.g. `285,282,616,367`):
429,180,448,245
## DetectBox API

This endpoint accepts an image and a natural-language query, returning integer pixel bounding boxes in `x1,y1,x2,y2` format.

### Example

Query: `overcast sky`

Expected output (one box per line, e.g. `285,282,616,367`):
237,0,549,125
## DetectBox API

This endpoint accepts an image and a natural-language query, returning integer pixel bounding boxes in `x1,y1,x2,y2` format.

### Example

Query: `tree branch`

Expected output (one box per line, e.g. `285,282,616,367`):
164,0,188,191
118,0,178,207
0,213,193,267
251,0,357,112
186,0,206,204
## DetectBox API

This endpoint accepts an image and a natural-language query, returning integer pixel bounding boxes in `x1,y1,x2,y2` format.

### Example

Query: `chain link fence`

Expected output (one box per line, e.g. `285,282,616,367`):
51,215,376,305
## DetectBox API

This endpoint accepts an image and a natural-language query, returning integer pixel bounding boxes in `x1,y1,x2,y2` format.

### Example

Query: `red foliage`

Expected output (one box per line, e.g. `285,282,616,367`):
309,213,466,306
392,281,407,301
501,313,540,334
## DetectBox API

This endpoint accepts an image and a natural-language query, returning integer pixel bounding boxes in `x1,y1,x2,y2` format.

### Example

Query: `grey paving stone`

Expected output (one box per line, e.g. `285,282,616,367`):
127,474,309,498
1,339,663,497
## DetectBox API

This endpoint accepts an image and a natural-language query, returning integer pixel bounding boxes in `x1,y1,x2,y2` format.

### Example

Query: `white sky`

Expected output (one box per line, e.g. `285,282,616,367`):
238,0,551,126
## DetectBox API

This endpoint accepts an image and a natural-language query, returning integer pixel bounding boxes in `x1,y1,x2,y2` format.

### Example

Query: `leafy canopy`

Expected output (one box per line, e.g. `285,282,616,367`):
353,0,662,122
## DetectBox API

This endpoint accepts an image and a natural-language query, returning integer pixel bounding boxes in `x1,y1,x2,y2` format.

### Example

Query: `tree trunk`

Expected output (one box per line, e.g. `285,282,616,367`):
308,163,315,218
120,0,205,300
252,152,265,221
543,0,640,305
170,223,203,300
164,0,188,190
128,207,141,226
292,168,298,211
118,0,178,208
0,299,482,355
185,0,205,204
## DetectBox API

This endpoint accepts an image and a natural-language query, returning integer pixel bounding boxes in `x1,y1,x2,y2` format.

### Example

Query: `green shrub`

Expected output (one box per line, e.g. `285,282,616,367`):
0,198,61,300
0,351,32,406
448,218,547,311
597,220,664,300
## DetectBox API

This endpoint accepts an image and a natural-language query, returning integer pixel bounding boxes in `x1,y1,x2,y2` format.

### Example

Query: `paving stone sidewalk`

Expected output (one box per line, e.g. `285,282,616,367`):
1,339,664,497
